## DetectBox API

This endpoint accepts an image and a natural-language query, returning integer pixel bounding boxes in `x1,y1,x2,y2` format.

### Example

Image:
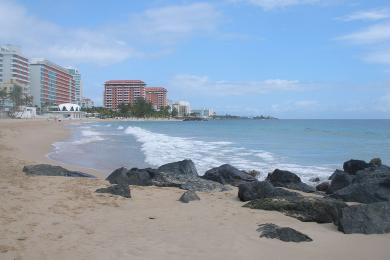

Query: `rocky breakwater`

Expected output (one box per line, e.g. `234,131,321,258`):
106,159,227,192
240,158,390,235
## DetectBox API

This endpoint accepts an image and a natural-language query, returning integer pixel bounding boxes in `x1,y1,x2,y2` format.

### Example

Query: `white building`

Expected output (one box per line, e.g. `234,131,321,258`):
49,103,84,119
67,67,82,105
172,101,191,117
191,108,214,118
81,97,94,109
0,45,29,87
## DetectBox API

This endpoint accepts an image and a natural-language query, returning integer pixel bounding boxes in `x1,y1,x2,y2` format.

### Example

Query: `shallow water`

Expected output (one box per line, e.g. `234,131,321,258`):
49,119,390,182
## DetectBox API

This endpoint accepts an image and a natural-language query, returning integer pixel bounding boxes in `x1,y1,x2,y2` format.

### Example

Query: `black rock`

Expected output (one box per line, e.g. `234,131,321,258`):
327,170,354,194
247,170,261,179
343,159,370,174
202,164,257,186
257,223,312,242
95,184,131,198
106,167,157,186
179,190,200,203
369,158,382,167
158,159,199,177
23,164,94,178
238,181,300,202
316,181,330,192
266,169,315,193
244,196,347,224
330,166,390,203
337,202,390,234
309,177,320,182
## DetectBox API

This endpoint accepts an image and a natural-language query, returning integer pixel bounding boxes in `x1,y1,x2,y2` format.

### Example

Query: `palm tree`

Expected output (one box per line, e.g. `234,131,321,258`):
0,88,8,108
9,85,23,111
22,94,33,106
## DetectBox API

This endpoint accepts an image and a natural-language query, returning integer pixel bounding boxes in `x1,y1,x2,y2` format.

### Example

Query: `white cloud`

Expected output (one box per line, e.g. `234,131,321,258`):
233,0,320,10
338,23,390,44
170,74,302,96
0,1,221,64
339,8,390,22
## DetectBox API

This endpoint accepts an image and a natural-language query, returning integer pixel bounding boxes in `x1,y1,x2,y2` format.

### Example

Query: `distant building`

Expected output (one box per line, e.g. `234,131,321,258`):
30,59,76,107
104,80,146,109
191,108,214,118
0,45,29,87
145,87,167,110
172,101,191,117
81,97,94,109
67,67,82,105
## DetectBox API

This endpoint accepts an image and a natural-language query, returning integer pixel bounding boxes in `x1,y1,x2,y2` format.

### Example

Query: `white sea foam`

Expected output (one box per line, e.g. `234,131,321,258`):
124,126,334,179
81,130,102,136
117,126,124,130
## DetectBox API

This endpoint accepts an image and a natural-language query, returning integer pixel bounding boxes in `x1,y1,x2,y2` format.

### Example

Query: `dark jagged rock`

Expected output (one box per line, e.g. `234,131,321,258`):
202,164,257,186
23,164,94,178
257,223,312,242
106,160,225,192
309,177,320,183
327,170,354,194
330,165,390,203
106,167,157,186
316,181,330,192
337,202,390,234
179,190,200,203
244,196,347,224
95,184,131,198
238,181,300,202
158,159,198,177
369,158,382,167
266,169,315,193
343,159,369,174
247,170,261,179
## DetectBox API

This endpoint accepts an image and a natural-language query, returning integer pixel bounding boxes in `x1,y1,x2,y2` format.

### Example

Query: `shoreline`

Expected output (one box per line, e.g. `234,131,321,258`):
0,119,389,260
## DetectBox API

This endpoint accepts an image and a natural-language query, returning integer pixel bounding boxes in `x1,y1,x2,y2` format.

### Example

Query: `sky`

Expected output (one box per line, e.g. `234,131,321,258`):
0,0,390,119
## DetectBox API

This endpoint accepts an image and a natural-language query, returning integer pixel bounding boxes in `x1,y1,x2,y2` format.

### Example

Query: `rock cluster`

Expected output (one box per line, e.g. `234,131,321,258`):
23,164,95,178
257,223,312,242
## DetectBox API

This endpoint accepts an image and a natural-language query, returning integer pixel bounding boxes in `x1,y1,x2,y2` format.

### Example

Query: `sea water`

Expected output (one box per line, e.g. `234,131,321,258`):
49,119,390,182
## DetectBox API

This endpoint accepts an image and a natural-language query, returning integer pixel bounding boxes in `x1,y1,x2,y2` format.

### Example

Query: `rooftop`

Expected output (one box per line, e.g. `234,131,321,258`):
145,87,167,92
105,80,146,85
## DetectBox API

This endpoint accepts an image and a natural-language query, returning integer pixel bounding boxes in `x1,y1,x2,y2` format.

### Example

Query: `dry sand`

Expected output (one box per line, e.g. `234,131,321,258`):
0,119,389,260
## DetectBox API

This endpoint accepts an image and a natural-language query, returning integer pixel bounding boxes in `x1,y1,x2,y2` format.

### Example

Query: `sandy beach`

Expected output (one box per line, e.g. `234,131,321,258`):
0,119,389,260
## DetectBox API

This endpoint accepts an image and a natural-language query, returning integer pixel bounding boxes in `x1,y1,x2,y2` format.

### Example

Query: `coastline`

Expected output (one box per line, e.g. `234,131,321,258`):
0,119,389,260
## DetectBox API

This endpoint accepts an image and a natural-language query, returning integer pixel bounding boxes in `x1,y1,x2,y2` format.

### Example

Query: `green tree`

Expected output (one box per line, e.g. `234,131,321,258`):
118,103,130,117
9,85,23,110
0,88,8,107
131,98,154,118
171,107,178,117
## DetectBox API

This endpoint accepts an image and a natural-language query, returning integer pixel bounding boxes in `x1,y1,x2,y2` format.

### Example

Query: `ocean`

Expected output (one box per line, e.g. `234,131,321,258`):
49,119,390,182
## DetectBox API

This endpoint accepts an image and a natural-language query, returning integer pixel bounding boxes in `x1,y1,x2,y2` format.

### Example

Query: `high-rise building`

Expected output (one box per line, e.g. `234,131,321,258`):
145,87,167,110
172,101,191,117
104,80,146,109
30,59,75,107
67,67,82,105
81,97,94,109
0,45,29,86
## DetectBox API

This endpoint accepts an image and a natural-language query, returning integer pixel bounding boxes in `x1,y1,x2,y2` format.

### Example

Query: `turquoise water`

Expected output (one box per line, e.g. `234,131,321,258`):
49,119,390,182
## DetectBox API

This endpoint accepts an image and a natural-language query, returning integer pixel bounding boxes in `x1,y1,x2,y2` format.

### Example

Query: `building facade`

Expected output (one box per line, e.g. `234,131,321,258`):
191,108,214,118
172,101,191,117
0,45,29,86
145,87,167,110
30,59,75,107
104,80,146,109
81,97,94,109
67,67,82,105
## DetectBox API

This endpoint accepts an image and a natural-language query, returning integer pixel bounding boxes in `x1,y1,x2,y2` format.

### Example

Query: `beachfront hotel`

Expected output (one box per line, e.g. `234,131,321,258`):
0,45,30,87
104,80,168,110
145,87,168,110
66,67,82,105
30,59,76,107
172,101,191,117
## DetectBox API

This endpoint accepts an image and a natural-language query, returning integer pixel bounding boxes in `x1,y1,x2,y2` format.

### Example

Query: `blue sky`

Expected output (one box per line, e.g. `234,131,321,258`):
1,0,390,118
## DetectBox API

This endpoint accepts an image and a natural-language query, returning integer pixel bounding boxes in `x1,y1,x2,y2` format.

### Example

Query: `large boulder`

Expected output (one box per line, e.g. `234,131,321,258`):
316,181,330,192
202,164,257,186
23,164,94,178
244,196,347,224
158,159,198,177
238,181,300,202
330,166,390,203
266,169,315,193
337,202,390,234
257,223,312,242
95,184,131,198
178,191,200,203
327,170,354,194
106,167,157,186
343,159,370,174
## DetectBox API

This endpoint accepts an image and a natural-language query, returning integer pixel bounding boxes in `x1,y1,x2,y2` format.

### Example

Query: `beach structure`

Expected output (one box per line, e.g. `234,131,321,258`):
13,106,37,119
30,59,76,108
145,87,167,110
47,103,84,119
172,101,191,117
66,67,82,105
